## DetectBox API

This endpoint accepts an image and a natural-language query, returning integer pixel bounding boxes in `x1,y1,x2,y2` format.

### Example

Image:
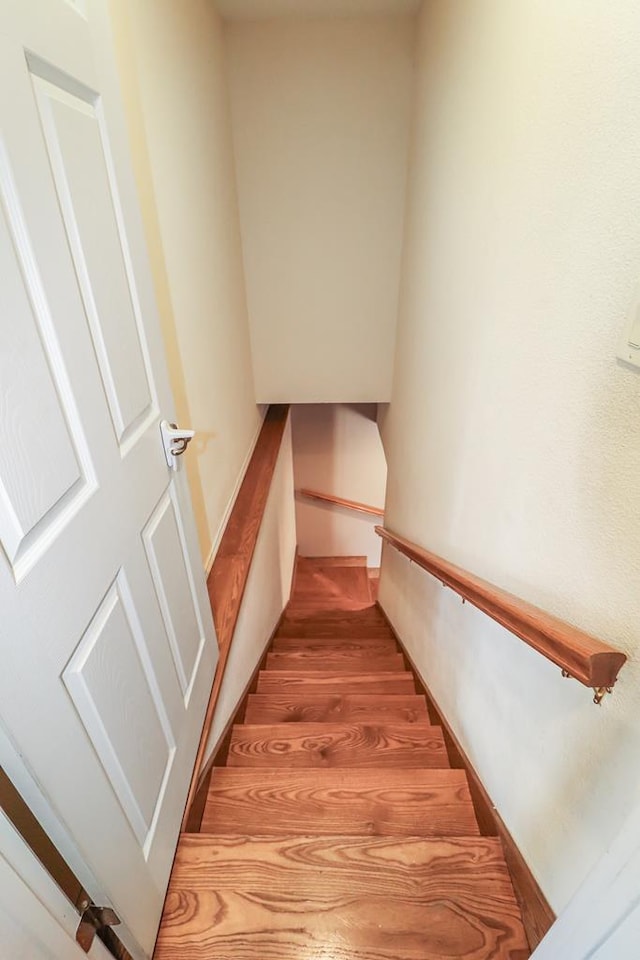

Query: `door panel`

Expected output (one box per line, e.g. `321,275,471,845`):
32,67,156,447
0,155,95,576
0,2,218,956
62,572,176,851
142,490,208,703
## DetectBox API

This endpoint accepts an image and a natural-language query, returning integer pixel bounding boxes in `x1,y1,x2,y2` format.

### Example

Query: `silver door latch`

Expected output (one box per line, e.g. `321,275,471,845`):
160,420,195,470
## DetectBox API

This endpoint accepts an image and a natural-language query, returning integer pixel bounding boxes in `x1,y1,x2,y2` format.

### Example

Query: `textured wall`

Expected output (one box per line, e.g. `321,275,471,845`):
380,0,640,913
110,0,261,568
224,16,415,402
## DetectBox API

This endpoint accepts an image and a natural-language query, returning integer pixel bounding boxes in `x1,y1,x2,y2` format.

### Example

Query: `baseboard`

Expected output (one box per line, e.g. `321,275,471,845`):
289,547,299,600
377,601,556,953
204,408,268,576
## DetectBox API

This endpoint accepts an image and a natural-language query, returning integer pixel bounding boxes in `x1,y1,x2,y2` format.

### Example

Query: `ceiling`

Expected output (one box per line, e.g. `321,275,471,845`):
215,0,421,21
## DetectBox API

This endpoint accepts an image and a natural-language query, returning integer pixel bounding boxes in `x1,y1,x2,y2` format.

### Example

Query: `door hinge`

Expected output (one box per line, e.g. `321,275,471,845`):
76,902,121,953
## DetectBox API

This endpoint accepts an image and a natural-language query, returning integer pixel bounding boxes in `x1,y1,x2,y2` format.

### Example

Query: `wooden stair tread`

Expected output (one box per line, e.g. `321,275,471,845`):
281,609,387,621
297,556,368,566
167,558,529,960
293,564,372,605
156,835,528,960
280,609,389,626
265,651,405,672
256,671,416,695
170,833,521,895
244,694,429,724
272,637,398,654
278,626,395,638
155,889,528,960
227,722,448,768
202,769,479,837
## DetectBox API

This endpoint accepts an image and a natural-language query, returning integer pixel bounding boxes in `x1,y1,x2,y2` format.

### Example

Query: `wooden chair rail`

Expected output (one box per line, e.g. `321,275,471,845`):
298,488,384,518
181,405,290,830
376,526,626,698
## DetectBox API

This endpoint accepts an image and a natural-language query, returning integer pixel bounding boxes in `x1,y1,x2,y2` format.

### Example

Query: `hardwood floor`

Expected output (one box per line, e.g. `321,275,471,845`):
156,557,529,960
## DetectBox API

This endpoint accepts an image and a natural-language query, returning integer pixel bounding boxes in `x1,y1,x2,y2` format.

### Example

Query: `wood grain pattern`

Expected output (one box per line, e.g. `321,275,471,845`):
181,406,290,831
256,671,416,695
265,651,405,672
227,723,448,768
297,488,385,518
155,889,529,960
156,836,529,960
297,556,368,566
283,608,388,623
202,769,479,837
376,525,626,689
272,637,398,655
278,619,393,639
169,833,525,897
244,693,430,724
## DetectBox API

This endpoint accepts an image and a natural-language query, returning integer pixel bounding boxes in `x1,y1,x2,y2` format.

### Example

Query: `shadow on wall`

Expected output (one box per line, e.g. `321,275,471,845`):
291,403,387,565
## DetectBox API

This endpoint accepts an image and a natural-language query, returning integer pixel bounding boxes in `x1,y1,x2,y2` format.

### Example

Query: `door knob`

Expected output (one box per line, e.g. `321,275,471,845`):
160,420,195,470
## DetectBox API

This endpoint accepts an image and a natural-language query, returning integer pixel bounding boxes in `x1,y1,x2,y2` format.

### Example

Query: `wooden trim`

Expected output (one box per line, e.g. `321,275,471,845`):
289,547,300,601
204,410,267,576
376,603,556,953
376,526,626,691
180,405,290,832
298,488,384,518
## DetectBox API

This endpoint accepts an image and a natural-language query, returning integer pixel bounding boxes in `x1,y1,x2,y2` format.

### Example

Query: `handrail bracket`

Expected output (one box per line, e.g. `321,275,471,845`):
593,686,613,706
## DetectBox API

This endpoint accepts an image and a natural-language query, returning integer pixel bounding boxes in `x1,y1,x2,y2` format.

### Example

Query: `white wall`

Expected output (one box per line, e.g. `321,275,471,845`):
204,418,297,761
292,404,386,565
224,16,415,403
380,0,640,915
109,0,262,569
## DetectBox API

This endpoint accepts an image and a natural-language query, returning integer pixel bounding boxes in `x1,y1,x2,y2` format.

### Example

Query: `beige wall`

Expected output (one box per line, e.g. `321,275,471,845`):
204,418,297,762
109,0,262,569
224,16,415,403
380,0,640,913
292,404,387,564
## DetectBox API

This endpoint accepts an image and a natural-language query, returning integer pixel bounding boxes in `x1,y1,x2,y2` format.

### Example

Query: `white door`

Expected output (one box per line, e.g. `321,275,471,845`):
532,801,640,960
0,1,218,956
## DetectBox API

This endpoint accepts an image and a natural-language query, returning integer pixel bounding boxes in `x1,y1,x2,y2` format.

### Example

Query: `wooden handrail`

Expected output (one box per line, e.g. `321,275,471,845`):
298,488,384,518
181,405,290,830
376,526,626,698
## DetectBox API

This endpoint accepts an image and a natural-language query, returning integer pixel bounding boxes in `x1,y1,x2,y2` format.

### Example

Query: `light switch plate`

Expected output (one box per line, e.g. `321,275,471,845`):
617,301,640,370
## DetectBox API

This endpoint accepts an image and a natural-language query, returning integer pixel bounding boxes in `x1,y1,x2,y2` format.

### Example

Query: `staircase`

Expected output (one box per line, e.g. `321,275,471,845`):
155,558,529,959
